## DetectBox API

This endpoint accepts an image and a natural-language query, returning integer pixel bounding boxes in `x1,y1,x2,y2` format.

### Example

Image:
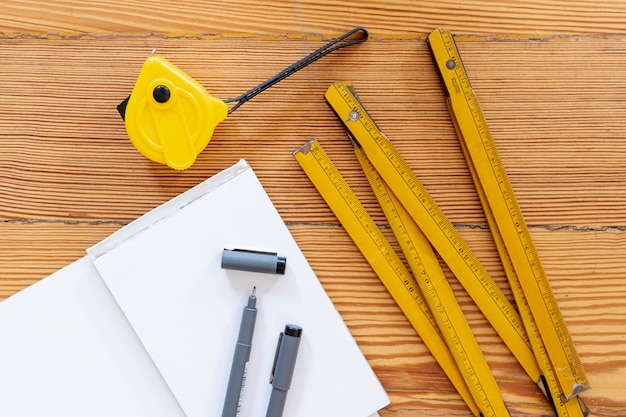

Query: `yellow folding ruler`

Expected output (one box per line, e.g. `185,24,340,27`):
313,31,589,417
324,80,542,386
352,139,510,416
294,138,482,416
427,28,590,407
323,80,589,416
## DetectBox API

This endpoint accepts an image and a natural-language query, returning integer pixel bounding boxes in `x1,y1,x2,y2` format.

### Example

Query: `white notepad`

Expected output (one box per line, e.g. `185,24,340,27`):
87,160,389,417
0,160,387,416
0,256,186,416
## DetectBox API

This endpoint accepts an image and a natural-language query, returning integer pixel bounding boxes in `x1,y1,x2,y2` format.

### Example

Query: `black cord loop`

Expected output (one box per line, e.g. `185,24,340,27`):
223,27,368,114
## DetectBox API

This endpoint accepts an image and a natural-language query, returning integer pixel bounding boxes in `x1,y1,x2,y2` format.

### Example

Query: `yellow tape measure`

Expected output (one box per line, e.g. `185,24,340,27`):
117,28,368,170
351,141,509,417
293,138,481,417
325,81,542,386
120,55,229,171
427,28,590,402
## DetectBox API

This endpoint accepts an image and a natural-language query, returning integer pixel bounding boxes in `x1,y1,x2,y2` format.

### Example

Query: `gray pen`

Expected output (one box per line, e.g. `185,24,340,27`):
265,324,303,417
221,288,258,417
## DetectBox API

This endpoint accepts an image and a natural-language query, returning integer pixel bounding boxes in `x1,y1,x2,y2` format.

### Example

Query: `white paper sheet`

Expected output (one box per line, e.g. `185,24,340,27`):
0,256,186,416
88,160,389,417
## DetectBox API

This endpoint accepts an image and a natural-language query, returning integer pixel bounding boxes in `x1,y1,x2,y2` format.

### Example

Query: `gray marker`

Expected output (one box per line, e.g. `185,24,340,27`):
265,324,302,417
221,249,286,275
221,288,258,417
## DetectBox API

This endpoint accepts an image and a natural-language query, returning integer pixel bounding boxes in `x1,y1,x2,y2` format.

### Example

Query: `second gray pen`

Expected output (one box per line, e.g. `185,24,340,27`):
221,288,258,417
265,324,302,417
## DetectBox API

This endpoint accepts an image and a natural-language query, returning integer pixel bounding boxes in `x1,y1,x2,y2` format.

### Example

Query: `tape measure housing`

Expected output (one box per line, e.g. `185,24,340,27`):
124,55,228,170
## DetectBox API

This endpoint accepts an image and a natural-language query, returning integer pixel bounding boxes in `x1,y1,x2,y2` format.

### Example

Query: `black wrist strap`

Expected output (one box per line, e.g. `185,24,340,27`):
223,27,368,114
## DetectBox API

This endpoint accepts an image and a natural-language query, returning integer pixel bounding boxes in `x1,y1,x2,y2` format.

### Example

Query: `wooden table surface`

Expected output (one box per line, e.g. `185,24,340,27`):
1,1,625,416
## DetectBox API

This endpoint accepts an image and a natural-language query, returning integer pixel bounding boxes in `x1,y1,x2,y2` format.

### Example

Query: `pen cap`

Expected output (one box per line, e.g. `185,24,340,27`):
284,324,302,338
221,249,287,275
271,325,302,391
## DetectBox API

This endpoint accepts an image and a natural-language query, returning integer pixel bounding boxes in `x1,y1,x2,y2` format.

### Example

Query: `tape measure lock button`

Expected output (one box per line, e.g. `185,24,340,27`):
152,85,171,103
124,55,228,170
144,78,179,110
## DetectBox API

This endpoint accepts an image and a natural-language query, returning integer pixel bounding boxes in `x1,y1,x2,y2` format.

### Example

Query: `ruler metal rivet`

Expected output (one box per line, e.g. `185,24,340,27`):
446,59,456,70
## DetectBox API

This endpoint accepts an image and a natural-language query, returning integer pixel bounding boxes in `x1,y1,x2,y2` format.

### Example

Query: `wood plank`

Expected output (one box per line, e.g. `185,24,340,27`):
291,226,626,415
2,36,626,227
0,223,122,298
3,1,626,36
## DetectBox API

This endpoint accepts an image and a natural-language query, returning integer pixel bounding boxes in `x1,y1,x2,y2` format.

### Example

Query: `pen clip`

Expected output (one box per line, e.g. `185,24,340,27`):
269,332,284,384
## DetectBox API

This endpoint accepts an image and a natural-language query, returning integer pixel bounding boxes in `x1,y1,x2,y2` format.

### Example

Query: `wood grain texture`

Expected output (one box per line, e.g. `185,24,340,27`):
1,1,625,416
4,0,626,35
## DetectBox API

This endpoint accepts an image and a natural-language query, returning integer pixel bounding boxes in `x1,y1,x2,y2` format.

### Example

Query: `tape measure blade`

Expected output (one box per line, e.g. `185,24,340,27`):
326,81,540,385
428,28,590,398
293,138,481,416
354,144,510,417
